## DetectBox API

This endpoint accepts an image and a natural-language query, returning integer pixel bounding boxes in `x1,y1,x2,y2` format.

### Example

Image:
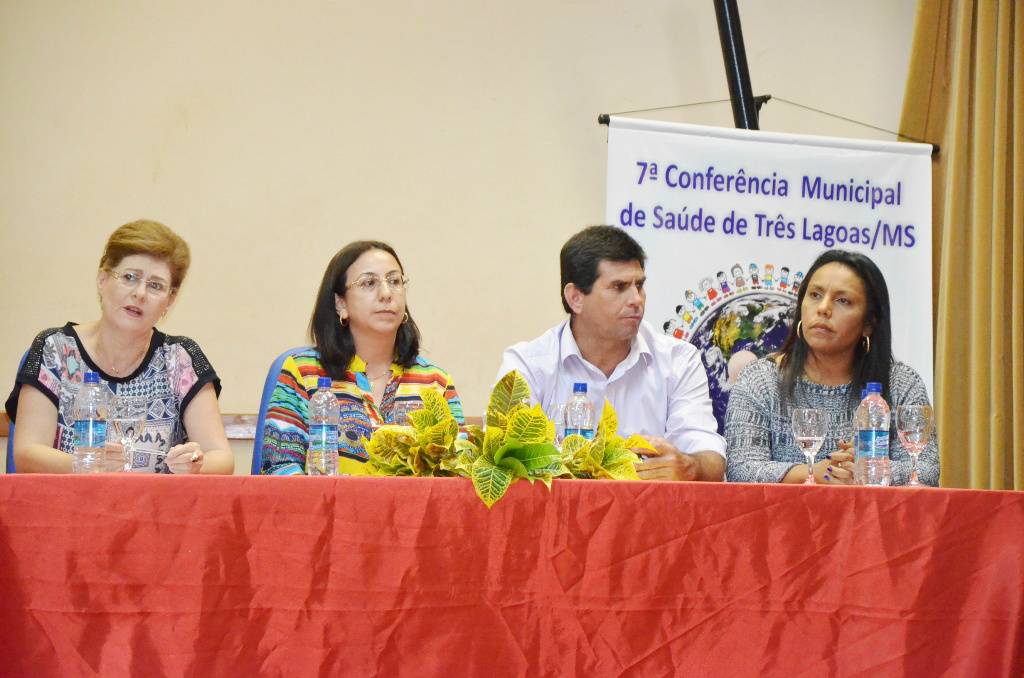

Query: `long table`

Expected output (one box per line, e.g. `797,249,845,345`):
0,475,1021,677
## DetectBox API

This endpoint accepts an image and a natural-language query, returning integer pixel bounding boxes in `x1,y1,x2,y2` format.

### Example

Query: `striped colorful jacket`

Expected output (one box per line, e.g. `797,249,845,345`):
260,348,463,475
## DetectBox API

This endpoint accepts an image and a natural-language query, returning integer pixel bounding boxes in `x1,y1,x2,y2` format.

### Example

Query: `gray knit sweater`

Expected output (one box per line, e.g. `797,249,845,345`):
724,358,940,485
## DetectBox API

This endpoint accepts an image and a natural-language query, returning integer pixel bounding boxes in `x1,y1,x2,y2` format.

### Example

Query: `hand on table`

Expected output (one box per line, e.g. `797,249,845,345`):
104,441,129,472
632,436,701,481
820,439,856,484
165,442,205,474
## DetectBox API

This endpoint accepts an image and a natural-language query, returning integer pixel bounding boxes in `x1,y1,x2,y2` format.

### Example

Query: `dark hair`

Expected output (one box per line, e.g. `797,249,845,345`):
777,249,893,407
559,225,646,313
308,241,421,380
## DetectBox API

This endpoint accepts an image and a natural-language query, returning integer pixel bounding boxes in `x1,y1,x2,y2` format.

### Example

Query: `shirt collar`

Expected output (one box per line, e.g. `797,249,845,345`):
633,324,654,366
558,317,654,374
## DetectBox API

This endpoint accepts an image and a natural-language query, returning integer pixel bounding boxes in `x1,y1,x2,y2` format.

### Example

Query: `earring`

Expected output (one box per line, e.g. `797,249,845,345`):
796,320,803,339
863,335,871,353
402,312,410,325
339,315,348,327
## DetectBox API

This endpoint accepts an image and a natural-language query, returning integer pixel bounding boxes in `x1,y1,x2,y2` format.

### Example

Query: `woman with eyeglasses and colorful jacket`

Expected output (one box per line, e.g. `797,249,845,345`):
259,240,463,475
5,220,233,474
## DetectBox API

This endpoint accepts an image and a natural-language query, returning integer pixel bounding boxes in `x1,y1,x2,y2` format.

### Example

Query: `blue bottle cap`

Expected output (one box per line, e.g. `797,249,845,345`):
866,382,882,393
84,371,100,384
317,377,332,389
573,382,587,393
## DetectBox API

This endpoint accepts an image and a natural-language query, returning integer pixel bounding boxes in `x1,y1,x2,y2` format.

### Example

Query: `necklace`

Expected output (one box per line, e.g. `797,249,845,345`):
101,343,148,376
367,366,392,384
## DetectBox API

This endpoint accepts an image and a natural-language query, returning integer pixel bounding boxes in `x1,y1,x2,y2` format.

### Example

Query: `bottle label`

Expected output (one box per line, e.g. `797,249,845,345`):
564,428,595,440
309,423,338,452
857,430,889,458
308,423,338,476
74,420,107,448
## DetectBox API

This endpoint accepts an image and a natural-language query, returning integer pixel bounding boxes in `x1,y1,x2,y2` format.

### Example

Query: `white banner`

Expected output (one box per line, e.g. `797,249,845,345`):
605,118,933,430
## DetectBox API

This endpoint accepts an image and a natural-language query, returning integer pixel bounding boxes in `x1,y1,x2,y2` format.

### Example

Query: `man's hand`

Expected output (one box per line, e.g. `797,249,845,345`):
632,436,725,482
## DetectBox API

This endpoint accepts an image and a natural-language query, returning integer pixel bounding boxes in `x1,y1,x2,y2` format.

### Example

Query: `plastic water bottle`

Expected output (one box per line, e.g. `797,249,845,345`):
72,371,108,474
307,377,339,476
855,382,891,486
564,383,595,440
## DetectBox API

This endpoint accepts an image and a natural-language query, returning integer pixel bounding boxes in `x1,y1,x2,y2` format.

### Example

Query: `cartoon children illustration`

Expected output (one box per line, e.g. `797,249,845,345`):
685,290,706,314
792,271,804,293
699,276,717,303
717,271,732,297
663,318,684,339
764,264,775,287
749,263,760,287
731,263,745,289
675,303,694,326
779,266,790,291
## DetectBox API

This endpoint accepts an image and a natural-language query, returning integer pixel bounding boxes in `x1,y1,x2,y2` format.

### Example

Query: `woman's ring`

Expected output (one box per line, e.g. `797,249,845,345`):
189,451,200,463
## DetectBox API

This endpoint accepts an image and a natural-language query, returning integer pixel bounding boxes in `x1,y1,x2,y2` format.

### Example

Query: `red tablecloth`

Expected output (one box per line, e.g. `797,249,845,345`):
0,475,1021,678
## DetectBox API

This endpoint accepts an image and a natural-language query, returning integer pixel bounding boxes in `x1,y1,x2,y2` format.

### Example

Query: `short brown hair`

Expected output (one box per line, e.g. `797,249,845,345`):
100,220,191,290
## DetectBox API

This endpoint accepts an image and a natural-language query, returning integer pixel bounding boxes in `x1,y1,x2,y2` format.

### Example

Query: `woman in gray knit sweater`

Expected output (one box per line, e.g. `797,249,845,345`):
725,250,939,485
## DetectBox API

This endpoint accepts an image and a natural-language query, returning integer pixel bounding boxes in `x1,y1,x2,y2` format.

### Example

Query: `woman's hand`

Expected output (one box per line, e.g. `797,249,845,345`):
165,442,204,474
786,441,855,484
104,441,129,472
822,438,856,484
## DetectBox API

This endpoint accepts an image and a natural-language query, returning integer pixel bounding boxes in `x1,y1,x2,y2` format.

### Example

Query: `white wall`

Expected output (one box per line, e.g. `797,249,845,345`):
0,0,917,421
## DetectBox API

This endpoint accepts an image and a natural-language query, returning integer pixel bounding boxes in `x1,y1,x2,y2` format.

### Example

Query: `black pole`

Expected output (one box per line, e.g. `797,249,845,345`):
714,0,759,130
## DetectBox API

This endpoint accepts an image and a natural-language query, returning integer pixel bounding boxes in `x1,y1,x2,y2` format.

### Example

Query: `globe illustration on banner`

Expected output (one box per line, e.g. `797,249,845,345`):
660,266,802,432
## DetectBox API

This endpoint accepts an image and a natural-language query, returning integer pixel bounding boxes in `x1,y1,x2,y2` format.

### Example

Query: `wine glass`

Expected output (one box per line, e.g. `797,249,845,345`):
391,400,422,426
544,404,566,448
791,408,826,485
896,405,934,487
108,396,147,472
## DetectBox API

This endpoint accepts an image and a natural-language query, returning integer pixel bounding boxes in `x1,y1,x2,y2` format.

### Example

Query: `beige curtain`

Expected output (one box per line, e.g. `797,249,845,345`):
900,1,1023,490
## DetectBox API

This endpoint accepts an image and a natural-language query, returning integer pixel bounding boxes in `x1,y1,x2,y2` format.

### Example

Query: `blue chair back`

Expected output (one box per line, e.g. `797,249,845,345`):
7,350,30,474
252,346,313,475
5,418,14,474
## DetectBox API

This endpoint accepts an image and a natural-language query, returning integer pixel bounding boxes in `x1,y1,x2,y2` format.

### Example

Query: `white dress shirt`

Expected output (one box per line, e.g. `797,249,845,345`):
497,319,726,457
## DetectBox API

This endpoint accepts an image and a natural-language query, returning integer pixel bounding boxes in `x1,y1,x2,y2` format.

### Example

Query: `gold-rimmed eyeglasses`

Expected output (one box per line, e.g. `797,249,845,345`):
106,269,173,298
345,274,409,294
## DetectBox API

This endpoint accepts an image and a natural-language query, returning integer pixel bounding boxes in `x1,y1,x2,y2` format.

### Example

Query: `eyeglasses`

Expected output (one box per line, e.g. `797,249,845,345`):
106,269,173,298
346,273,409,294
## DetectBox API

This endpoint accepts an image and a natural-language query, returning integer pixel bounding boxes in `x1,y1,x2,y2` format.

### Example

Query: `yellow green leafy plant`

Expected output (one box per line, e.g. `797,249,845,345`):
559,399,655,480
447,370,568,507
361,386,460,477
362,369,655,507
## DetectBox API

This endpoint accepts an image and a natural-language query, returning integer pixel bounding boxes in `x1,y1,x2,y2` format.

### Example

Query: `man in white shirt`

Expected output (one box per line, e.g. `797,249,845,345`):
497,225,726,481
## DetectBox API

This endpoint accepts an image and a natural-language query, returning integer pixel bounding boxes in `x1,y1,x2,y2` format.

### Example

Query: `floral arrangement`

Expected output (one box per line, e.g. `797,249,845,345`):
362,370,655,507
